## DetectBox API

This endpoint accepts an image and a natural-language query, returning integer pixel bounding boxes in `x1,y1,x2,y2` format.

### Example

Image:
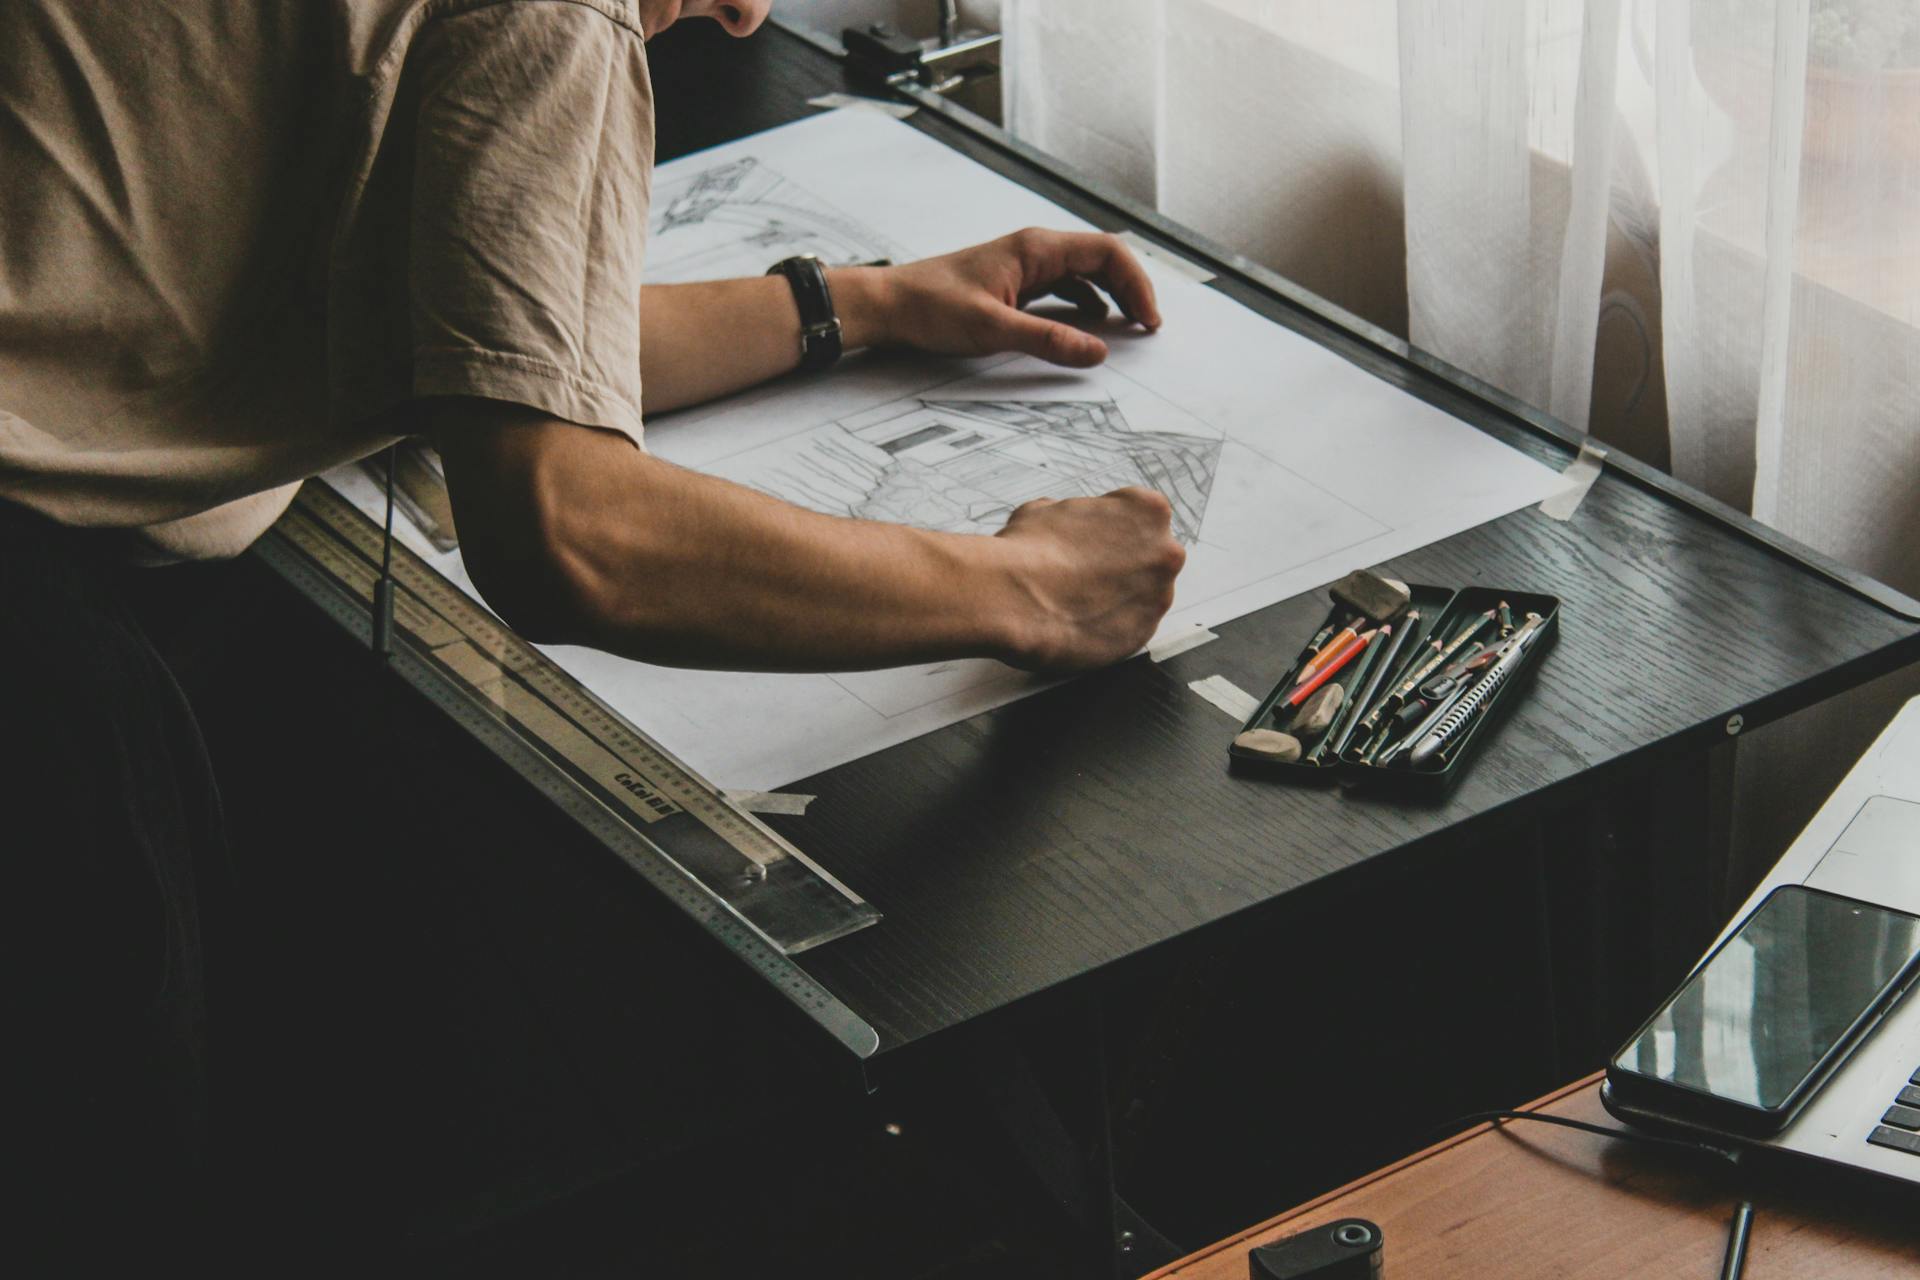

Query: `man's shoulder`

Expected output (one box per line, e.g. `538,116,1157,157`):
341,0,647,73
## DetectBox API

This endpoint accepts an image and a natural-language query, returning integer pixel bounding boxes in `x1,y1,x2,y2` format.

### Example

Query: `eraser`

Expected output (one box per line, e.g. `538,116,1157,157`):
1234,729,1302,762
1328,570,1411,623
1293,683,1344,737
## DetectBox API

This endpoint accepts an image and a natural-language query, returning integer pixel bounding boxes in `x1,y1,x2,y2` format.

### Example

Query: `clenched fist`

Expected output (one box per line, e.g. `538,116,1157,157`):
992,487,1187,671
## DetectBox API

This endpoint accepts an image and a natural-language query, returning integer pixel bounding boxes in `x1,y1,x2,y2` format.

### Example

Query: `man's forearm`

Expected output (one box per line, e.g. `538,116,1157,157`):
436,414,1026,671
639,269,890,415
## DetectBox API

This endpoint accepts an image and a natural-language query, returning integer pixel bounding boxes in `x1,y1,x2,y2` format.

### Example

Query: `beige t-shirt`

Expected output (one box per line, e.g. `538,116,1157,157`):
0,0,653,559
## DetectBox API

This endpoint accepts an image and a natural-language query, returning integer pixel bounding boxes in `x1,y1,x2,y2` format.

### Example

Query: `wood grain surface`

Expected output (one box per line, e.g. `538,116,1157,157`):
651,24,1920,1054
1148,1076,1920,1279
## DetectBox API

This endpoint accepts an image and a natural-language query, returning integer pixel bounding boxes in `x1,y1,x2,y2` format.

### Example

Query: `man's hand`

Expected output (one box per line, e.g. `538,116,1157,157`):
431,406,1186,674
431,406,1186,675
994,488,1187,671
642,229,1162,412
524,233,1181,673
844,228,1163,370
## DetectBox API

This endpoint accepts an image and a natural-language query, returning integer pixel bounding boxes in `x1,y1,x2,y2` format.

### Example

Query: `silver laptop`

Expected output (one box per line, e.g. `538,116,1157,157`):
1605,696,1920,1184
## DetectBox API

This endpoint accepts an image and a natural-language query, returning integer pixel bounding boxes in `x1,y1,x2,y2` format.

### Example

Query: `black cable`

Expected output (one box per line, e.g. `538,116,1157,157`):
1438,1108,1742,1167
1434,1108,1753,1278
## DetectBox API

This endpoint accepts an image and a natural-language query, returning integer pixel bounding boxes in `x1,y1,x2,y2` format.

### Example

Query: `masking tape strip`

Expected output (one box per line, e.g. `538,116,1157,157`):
1188,675,1262,723
1117,230,1216,284
1539,439,1609,521
1149,624,1221,663
725,790,817,817
806,93,918,120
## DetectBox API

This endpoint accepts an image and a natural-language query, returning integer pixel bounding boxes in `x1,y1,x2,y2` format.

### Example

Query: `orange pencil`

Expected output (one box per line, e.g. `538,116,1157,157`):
1285,628,1377,708
1295,616,1361,685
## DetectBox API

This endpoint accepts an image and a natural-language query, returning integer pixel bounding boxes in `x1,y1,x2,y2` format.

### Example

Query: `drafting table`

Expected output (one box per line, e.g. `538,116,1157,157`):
241,18,1920,1275
610,19,1920,1049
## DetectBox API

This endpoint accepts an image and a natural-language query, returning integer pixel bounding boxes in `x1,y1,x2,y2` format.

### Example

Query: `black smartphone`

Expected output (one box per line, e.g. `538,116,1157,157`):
1606,884,1920,1137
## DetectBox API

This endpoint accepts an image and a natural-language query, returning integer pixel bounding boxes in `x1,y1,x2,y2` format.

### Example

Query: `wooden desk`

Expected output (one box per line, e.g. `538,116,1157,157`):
1150,1076,1920,1279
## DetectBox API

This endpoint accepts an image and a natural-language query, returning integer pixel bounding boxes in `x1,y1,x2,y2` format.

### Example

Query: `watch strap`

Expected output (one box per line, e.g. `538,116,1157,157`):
766,255,843,373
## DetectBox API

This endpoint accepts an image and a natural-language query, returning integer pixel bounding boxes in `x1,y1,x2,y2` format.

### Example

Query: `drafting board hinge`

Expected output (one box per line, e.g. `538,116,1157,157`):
841,19,1000,98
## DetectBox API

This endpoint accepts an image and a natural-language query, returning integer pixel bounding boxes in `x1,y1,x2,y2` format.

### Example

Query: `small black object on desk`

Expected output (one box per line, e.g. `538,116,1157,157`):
1248,1216,1384,1278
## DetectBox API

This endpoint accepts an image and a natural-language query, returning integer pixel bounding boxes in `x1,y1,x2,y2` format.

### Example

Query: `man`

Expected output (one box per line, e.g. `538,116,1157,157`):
0,0,1182,1261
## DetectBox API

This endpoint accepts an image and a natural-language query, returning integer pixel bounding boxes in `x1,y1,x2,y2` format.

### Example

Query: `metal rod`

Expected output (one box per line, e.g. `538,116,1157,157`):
1719,1199,1754,1279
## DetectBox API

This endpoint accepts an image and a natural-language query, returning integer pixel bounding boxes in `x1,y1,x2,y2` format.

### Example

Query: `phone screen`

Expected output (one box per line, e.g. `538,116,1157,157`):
1613,886,1920,1112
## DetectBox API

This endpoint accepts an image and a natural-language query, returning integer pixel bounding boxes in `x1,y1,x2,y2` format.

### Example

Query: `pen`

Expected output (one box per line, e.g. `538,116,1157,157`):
1406,614,1544,769
1413,641,1491,704
1381,672,1480,768
1386,609,1494,712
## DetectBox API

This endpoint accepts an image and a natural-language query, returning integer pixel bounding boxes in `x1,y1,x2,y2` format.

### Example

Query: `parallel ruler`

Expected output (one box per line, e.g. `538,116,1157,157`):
255,480,881,1057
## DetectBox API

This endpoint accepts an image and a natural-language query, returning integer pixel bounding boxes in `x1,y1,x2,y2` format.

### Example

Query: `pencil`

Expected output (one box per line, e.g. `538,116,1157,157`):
1306,623,1396,763
1321,611,1416,761
1283,628,1376,709
1294,616,1362,686
1348,638,1441,754
1275,615,1344,692
1357,719,1398,766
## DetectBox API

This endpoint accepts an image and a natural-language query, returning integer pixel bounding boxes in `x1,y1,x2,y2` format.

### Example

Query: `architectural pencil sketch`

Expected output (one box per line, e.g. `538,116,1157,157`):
327,109,1569,790
647,156,906,283
734,397,1222,545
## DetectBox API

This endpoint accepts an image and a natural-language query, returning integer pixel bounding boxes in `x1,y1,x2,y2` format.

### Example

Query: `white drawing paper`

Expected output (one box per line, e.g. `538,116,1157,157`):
327,108,1571,790
647,155,905,282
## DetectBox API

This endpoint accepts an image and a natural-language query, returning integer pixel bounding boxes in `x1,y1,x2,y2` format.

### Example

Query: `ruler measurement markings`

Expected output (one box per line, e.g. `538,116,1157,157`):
260,499,883,1053
390,622,875,1048
291,485,803,863
290,499,688,824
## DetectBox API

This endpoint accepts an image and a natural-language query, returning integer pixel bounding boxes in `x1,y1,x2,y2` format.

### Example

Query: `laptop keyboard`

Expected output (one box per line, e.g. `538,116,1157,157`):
1866,1066,1920,1155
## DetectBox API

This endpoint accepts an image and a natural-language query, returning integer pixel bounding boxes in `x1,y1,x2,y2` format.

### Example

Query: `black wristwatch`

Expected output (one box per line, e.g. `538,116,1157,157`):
766,254,843,373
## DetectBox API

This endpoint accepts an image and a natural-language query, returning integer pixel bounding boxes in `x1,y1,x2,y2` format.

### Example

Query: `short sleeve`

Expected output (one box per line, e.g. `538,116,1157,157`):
405,2,653,443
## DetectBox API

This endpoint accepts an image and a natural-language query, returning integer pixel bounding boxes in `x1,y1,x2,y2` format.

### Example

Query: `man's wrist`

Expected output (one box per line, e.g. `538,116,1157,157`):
826,266,896,351
937,529,1047,667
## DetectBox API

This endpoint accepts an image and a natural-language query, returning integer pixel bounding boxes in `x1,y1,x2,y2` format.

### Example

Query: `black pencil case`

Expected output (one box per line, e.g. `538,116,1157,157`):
1228,583,1560,797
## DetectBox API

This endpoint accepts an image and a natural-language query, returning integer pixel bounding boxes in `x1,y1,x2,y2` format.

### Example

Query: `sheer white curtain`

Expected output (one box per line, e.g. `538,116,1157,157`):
1005,0,1920,875
1005,0,1920,587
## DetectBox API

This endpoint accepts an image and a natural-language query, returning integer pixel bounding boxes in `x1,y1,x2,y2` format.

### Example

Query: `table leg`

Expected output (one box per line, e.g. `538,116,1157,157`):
966,998,1185,1278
